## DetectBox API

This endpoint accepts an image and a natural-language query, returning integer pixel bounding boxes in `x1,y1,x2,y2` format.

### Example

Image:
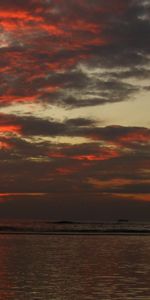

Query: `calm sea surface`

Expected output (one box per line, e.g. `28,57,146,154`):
0,234,150,300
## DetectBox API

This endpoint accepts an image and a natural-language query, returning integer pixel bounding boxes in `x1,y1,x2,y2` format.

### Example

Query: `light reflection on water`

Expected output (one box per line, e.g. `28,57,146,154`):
0,235,150,300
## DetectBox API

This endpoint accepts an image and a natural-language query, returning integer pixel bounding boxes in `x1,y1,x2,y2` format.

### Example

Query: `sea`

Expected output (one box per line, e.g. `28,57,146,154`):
0,221,150,299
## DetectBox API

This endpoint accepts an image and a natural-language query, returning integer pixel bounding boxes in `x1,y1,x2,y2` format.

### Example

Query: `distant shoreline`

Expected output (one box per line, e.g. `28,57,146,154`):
0,230,150,236
0,221,150,236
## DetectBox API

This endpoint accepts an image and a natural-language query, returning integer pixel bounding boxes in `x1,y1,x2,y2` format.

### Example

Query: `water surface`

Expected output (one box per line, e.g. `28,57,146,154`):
0,235,150,299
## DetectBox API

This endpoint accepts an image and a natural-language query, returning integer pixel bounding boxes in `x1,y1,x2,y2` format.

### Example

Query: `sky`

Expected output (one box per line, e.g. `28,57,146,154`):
0,0,150,221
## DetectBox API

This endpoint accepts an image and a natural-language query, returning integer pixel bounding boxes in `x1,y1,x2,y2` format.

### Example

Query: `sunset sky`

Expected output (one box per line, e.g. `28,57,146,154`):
0,0,150,221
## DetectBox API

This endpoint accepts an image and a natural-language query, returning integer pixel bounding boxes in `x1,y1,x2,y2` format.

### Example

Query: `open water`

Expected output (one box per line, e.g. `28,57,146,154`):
0,234,150,299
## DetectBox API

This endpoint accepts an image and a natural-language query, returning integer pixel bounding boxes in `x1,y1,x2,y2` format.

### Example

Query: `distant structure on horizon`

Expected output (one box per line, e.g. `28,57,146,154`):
117,219,129,223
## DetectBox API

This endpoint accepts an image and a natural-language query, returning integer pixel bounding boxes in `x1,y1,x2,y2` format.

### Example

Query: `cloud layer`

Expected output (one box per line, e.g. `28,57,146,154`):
0,0,149,108
0,0,150,219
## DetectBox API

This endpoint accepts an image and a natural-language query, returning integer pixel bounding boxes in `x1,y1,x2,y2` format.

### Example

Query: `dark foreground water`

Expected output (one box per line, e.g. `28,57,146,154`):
0,235,150,300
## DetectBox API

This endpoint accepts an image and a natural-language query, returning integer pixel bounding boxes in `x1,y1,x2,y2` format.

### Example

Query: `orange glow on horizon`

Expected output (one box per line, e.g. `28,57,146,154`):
111,193,150,202
88,178,150,190
0,193,47,197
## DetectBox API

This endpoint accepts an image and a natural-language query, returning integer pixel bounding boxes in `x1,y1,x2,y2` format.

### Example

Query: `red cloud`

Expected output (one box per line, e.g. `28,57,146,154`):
49,153,65,158
72,149,119,161
0,10,38,20
0,95,37,105
0,125,21,134
0,10,42,31
49,147,120,161
56,167,78,175
0,141,12,149
0,0,117,107
85,127,150,149
120,132,150,143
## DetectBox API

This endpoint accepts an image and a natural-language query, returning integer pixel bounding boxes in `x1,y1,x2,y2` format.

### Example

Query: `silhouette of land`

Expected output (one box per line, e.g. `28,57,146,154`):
0,221,150,235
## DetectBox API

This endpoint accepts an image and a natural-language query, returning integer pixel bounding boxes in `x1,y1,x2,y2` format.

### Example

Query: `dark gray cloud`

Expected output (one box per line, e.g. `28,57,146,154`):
65,118,96,127
1,113,150,141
